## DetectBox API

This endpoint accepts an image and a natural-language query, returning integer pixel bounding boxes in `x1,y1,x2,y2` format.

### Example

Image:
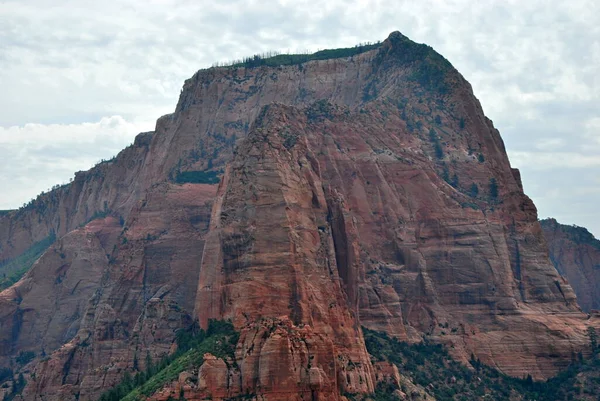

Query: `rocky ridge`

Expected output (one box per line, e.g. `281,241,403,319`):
541,218,600,313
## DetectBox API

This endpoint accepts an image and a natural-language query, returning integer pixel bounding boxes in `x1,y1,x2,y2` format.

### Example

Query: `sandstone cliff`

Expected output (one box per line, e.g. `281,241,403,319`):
541,218,600,313
0,31,597,400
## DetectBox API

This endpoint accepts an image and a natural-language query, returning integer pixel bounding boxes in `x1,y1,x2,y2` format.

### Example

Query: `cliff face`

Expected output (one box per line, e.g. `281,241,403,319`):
0,32,598,400
193,105,376,400
541,218,600,313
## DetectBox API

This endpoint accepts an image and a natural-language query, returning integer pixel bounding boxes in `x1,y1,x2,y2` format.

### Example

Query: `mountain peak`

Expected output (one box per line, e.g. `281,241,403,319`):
0,32,598,401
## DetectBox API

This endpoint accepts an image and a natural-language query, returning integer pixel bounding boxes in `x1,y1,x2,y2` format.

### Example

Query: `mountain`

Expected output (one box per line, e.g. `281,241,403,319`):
541,218,600,313
0,32,598,401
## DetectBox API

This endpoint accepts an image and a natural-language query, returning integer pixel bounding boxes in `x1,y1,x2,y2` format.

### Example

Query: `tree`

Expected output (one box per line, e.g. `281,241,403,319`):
489,178,498,200
0,367,12,383
434,142,444,159
451,174,459,188
121,371,133,392
442,167,450,183
429,128,444,159
13,373,25,394
588,326,598,354
146,351,154,374
470,183,479,197
525,374,533,387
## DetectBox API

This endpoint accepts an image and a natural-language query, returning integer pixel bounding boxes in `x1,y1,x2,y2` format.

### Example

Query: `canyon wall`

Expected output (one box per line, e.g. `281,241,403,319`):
541,218,600,313
0,32,597,400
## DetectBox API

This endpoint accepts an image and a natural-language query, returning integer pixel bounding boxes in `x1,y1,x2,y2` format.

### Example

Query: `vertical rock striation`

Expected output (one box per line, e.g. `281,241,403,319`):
541,218,600,313
194,104,375,399
0,31,598,400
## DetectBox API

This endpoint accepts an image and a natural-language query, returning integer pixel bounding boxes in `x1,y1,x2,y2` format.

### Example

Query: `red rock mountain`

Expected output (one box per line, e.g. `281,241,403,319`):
541,218,600,313
0,32,598,400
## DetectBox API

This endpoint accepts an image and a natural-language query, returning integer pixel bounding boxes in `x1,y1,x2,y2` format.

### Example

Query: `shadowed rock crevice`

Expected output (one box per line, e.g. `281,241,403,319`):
327,197,356,308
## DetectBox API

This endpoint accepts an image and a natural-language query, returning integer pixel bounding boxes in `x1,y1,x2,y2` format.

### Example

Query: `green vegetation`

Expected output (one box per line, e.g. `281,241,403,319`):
379,32,454,94
175,170,221,184
279,130,299,150
589,327,598,354
15,351,35,366
429,128,444,159
2,373,25,401
0,232,56,291
306,99,335,122
489,177,498,200
222,42,381,69
540,218,600,251
345,382,404,401
568,224,600,249
469,183,479,198
362,79,380,102
0,368,13,384
99,320,238,401
460,202,480,211
363,327,600,401
450,174,459,188
15,181,70,217
0,210,13,217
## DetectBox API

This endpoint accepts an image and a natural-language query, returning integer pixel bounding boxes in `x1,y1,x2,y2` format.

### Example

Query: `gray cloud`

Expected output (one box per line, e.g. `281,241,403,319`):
0,0,598,236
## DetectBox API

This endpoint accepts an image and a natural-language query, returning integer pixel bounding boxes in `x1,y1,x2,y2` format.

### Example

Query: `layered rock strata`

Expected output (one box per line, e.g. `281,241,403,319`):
541,218,600,313
0,32,597,400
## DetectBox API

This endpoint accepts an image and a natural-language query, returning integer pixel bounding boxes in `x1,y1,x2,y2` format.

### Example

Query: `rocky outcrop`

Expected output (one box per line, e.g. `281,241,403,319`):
2,182,217,401
374,361,435,401
194,99,594,382
0,217,120,364
0,132,155,264
541,218,600,312
193,105,376,399
0,31,599,400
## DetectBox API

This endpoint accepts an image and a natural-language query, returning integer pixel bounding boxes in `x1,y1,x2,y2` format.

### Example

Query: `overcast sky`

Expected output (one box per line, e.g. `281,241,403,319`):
0,0,599,237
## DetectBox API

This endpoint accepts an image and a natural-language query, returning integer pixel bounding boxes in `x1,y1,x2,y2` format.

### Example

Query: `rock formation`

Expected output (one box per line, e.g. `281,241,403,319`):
0,32,598,400
541,218,600,313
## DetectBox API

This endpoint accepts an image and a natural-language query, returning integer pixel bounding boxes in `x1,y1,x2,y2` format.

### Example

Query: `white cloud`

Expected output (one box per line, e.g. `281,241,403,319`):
585,118,600,147
509,151,600,170
0,0,598,235
534,138,565,151
0,116,153,209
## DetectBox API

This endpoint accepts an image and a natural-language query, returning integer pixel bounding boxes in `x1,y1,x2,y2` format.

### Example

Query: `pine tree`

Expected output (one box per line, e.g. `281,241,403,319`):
470,183,479,197
451,174,459,188
588,327,598,354
489,178,498,200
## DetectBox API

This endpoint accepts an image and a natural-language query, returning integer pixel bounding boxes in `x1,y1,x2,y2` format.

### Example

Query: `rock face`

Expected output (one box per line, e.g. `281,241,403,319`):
0,31,598,400
541,218,600,313
0,217,120,363
194,108,376,399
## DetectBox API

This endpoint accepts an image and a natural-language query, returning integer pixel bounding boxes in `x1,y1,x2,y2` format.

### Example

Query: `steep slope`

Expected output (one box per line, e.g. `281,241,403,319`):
541,218,600,312
0,32,598,401
193,104,376,400
362,328,600,401
192,95,591,383
0,132,155,264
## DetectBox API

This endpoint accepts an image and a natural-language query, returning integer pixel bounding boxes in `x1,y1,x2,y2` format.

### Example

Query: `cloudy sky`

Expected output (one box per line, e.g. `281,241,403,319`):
1,0,599,236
